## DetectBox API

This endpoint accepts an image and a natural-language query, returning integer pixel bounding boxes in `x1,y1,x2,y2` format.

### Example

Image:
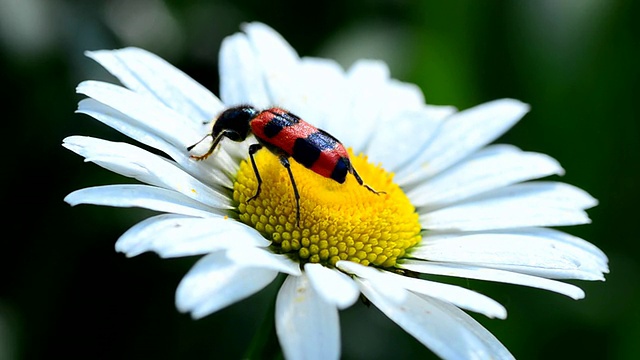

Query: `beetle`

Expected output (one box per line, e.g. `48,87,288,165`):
188,105,383,226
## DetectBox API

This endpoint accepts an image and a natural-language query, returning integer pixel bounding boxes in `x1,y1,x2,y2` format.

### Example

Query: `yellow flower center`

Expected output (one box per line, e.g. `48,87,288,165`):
233,149,421,268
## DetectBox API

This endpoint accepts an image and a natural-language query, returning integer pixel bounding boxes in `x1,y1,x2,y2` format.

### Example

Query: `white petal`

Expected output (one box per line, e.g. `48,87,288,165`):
365,108,447,172
64,184,220,218
86,47,224,123
401,277,507,320
412,229,607,280
359,279,514,360
241,22,302,107
218,32,271,108
520,227,609,270
337,261,505,319
77,80,201,148
276,274,340,360
63,136,231,208
78,81,241,186
471,181,598,210
422,104,459,121
420,182,597,231
77,98,179,160
304,263,360,310
115,214,270,258
176,251,278,319
77,98,237,189
336,261,407,304
398,99,530,184
226,247,301,276
283,57,349,130
407,145,564,208
347,60,424,113
78,81,242,185
333,60,392,149
222,22,323,111
243,22,300,69
332,60,430,153
400,260,585,299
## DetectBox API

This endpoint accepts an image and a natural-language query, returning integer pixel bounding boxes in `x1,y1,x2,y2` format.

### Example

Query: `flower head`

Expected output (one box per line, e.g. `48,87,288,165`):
65,22,608,359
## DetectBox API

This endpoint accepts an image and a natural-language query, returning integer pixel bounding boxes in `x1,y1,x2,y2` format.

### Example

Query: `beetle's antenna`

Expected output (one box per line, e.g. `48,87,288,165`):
187,134,210,152
188,132,227,161
351,166,386,195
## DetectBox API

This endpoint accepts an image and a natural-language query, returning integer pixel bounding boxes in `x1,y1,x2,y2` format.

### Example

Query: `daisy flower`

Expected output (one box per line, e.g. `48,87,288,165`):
64,22,608,359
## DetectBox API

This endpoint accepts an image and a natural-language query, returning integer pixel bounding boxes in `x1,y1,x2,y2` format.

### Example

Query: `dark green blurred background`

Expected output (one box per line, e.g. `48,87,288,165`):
2,0,637,359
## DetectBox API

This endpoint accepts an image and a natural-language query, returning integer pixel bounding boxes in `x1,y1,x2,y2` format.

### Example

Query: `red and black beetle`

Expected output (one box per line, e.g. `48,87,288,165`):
188,106,383,226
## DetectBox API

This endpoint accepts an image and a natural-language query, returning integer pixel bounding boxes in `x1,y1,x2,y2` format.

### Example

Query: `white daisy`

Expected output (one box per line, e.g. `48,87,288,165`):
64,22,608,359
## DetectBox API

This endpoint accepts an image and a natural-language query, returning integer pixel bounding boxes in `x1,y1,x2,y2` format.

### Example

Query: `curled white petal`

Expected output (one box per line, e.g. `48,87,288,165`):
78,82,242,187
400,277,507,320
176,251,278,319
276,274,340,360
77,98,179,160
359,279,514,360
420,182,597,231
115,214,270,258
63,136,231,209
400,260,585,299
77,80,201,148
337,261,505,319
86,47,224,123
304,263,360,310
336,261,407,304
76,98,239,189
226,247,301,276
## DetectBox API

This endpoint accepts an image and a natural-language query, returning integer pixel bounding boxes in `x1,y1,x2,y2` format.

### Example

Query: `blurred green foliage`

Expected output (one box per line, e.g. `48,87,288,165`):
1,0,637,359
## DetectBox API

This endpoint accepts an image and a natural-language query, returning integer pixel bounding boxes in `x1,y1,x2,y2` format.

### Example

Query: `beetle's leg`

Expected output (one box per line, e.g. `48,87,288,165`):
279,155,301,227
247,144,264,201
351,166,386,195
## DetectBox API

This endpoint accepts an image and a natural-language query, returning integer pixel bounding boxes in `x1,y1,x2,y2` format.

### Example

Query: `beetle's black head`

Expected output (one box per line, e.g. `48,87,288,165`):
212,105,259,142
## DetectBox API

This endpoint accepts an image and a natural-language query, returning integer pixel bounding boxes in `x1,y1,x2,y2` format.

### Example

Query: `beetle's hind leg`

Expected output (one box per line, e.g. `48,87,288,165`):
278,156,301,227
246,146,301,226
351,166,386,195
247,143,264,201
